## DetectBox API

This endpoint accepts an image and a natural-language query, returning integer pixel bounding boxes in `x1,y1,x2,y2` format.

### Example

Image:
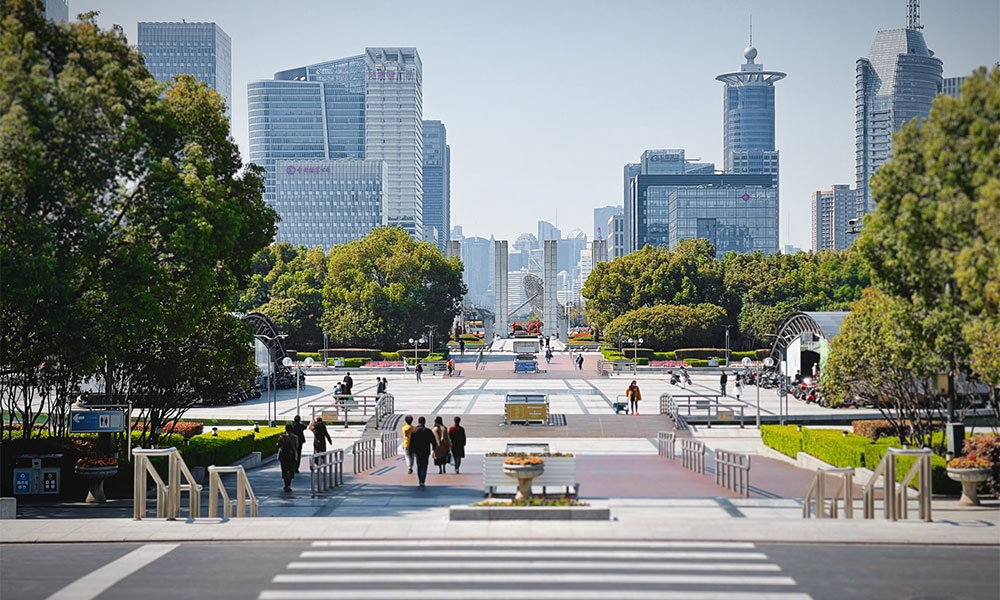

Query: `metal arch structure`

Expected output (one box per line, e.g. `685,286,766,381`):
239,312,291,369
767,311,850,368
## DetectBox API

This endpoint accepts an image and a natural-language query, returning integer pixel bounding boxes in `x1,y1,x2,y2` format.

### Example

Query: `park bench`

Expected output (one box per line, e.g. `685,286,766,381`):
482,455,578,497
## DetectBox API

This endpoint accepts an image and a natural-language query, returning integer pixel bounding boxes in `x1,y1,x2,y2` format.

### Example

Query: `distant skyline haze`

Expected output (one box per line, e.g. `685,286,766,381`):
80,0,999,249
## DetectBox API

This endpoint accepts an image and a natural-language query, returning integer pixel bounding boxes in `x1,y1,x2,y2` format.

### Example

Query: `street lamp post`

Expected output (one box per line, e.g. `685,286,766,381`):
626,337,643,361
725,326,731,367
282,356,313,418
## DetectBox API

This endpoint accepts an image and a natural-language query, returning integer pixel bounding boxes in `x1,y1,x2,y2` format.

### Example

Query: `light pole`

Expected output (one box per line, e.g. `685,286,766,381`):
283,356,313,419
725,325,731,367
626,337,643,361
254,333,286,426
408,336,427,363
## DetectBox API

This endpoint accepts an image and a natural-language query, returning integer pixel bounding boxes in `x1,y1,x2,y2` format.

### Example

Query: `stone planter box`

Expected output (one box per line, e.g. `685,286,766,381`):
449,505,610,521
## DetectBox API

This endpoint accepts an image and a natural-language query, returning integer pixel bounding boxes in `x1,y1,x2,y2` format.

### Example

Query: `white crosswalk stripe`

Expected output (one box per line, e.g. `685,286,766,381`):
259,540,814,600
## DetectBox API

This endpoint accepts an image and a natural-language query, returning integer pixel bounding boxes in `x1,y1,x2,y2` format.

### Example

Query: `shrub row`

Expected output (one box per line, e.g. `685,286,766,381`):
653,351,677,361
253,426,285,457
851,419,943,441
760,425,959,493
132,421,204,439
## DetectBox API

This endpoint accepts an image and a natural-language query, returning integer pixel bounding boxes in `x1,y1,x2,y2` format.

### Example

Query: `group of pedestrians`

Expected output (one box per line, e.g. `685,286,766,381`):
401,414,467,487
277,414,333,493
719,371,743,399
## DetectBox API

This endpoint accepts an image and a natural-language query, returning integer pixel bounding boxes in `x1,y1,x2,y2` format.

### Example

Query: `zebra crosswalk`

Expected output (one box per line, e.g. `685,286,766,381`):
258,540,813,600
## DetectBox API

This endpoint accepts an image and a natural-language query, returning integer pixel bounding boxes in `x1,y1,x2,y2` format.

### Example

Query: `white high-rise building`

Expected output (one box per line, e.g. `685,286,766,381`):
364,48,424,240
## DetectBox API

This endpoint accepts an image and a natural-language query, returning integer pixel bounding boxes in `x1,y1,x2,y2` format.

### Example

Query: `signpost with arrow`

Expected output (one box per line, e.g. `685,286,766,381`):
69,410,126,434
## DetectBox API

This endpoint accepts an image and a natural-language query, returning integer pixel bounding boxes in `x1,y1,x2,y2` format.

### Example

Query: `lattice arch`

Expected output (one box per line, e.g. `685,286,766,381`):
767,311,849,367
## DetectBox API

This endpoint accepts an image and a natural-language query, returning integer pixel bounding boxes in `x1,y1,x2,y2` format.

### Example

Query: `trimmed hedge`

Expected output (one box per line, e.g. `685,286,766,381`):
635,358,649,366
180,430,254,468
653,351,677,361
674,348,727,360
253,426,285,457
322,348,383,359
327,357,369,368
380,351,400,361
761,425,960,494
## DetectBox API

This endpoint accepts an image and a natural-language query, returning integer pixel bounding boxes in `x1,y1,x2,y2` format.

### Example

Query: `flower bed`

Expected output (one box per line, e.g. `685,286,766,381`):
502,456,544,466
76,456,118,468
649,360,690,368
948,456,990,469
363,360,404,368
485,452,574,458
475,496,587,507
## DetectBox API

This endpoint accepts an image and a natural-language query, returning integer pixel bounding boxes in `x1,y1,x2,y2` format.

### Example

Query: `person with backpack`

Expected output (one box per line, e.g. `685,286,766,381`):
277,424,299,492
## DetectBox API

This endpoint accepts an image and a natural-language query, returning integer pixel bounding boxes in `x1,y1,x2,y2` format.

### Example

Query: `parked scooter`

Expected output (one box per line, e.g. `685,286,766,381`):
669,370,681,386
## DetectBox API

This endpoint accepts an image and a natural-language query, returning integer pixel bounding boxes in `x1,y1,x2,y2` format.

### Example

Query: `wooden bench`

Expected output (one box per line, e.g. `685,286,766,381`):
482,456,579,497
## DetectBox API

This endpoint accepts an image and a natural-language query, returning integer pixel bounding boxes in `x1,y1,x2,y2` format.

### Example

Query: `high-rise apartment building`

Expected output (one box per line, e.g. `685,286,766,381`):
248,48,423,244
461,236,493,309
44,0,68,22
942,75,965,98
593,205,621,241
138,22,232,116
811,185,856,252
622,163,641,253
856,1,942,218
422,120,450,251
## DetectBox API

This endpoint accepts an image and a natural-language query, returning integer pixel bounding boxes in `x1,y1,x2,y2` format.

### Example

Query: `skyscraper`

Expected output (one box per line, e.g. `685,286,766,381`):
811,185,856,252
538,221,561,242
855,0,942,218
364,48,424,239
248,48,424,243
622,163,641,253
138,22,232,116
716,40,784,175
43,0,68,23
422,120,450,251
593,206,621,241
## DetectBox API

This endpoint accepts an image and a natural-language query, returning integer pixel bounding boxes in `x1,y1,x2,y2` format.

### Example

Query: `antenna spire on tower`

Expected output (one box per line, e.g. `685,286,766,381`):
907,0,923,29
749,15,752,46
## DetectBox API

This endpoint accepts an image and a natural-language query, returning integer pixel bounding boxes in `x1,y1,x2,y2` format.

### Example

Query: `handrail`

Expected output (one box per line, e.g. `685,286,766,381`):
310,448,345,495
660,394,688,430
352,438,377,474
714,449,751,497
207,465,259,518
803,467,854,519
381,429,399,459
667,395,746,429
863,447,932,522
374,393,395,430
133,447,201,520
680,439,706,474
657,431,676,459
308,394,380,429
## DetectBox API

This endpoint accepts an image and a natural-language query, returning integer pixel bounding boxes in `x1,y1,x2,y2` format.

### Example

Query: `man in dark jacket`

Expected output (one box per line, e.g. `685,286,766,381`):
376,377,386,396
720,371,729,397
277,424,299,492
311,417,332,454
449,416,467,474
342,372,353,396
291,415,307,472
407,416,437,487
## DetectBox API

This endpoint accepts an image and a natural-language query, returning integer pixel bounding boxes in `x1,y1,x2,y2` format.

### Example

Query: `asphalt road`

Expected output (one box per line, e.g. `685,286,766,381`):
1,540,997,600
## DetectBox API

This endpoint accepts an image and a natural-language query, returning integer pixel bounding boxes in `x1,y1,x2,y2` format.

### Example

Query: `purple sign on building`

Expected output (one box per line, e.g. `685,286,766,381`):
742,193,751,202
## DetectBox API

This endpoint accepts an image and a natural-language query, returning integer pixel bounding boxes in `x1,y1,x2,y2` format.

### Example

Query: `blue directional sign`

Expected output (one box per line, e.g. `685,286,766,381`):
13,470,30,494
69,410,125,433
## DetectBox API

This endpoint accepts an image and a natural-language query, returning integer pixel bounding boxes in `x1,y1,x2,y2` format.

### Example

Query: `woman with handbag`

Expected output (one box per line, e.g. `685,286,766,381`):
432,416,451,474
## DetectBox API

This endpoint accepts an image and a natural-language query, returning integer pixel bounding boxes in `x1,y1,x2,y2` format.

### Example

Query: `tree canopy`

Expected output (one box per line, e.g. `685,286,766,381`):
0,1,276,440
321,227,466,350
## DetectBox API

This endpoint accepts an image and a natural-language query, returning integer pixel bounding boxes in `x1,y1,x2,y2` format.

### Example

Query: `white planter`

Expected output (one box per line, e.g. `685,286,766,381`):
946,467,990,506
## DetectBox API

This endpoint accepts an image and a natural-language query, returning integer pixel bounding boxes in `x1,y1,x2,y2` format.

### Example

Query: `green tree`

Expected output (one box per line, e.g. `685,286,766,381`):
0,2,276,441
321,227,466,349
604,303,727,351
583,238,724,330
852,66,999,417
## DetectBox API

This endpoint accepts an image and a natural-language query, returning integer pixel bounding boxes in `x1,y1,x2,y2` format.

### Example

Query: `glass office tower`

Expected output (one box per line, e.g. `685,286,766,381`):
715,45,785,174
811,185,856,252
855,6,942,217
138,22,232,115
422,120,450,251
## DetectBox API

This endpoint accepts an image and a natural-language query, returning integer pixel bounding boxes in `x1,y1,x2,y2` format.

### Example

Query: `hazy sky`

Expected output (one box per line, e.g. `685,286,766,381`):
80,0,999,249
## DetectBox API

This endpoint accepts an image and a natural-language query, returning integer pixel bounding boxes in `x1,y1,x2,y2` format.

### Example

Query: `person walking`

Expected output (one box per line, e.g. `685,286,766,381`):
544,347,553,364
291,415,307,472
342,372,353,396
459,339,465,355
735,372,743,401
449,416,467,474
447,358,455,377
626,380,642,415
408,416,436,487
577,354,584,370
432,416,452,474
401,415,415,474
376,377,386,397
720,370,729,397
415,361,423,382
478,348,485,370
310,416,332,454
277,424,299,492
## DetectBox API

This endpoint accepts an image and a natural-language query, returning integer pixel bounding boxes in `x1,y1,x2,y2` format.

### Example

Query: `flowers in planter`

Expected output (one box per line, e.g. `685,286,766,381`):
486,452,573,457
503,456,544,466
948,456,991,469
76,456,119,468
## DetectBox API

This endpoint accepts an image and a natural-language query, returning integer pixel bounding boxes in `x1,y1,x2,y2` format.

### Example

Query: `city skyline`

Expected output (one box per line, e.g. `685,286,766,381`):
81,0,998,250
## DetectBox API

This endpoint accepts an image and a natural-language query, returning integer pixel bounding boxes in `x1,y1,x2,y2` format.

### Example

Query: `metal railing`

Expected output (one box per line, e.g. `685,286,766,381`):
714,449,751,497
681,439,706,474
863,447,932,522
660,394,688,430
308,394,380,429
803,467,855,519
374,393,395,430
596,359,636,377
310,448,345,495
352,438,377,474
207,465,259,518
657,431,676,459
381,430,399,459
133,447,201,520
662,394,746,428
